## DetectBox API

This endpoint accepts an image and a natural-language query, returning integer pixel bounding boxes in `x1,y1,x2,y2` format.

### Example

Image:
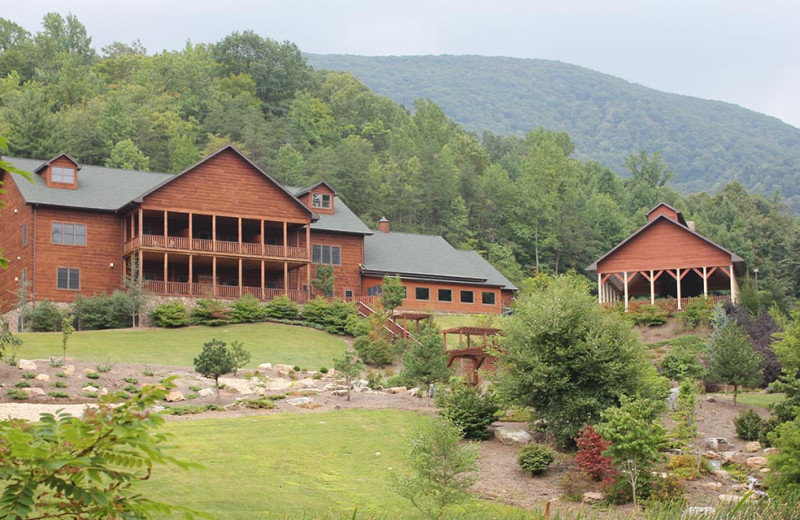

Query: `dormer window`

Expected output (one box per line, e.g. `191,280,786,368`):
312,193,331,209
52,166,75,184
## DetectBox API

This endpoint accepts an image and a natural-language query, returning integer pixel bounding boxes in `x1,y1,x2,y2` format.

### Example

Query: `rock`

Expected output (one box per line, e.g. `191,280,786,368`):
82,385,98,393
274,364,295,374
721,451,737,463
718,494,744,505
331,389,349,397
63,365,75,376
100,387,108,395
704,450,724,460
286,397,313,406
17,359,36,370
151,405,165,413
386,386,407,394
266,378,291,391
35,374,50,382
746,457,767,470
494,426,533,446
165,391,185,402
668,387,680,409
83,368,95,374
258,363,273,370
21,387,46,397
764,448,779,456
729,484,748,492
198,388,215,397
353,379,370,388
706,396,716,402
682,506,716,518
353,387,371,393
293,388,322,395
706,438,729,451
581,492,604,504
745,441,762,453
711,469,730,480
294,378,318,389
408,387,422,397
760,468,771,474
702,482,722,491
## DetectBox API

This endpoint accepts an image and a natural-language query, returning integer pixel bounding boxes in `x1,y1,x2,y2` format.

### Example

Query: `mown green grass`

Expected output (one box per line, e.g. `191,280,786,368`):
16,322,348,369
726,392,785,409
433,313,502,331
144,410,530,519
646,334,705,351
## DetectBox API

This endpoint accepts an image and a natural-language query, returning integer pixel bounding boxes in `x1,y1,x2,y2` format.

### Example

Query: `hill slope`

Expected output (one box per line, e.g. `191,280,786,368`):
306,54,800,209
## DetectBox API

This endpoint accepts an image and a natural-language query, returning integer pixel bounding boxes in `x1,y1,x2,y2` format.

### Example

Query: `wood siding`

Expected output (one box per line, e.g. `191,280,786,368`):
33,208,122,304
0,173,33,313
304,231,363,298
648,204,679,223
142,149,310,222
597,218,732,273
43,155,80,190
362,276,503,315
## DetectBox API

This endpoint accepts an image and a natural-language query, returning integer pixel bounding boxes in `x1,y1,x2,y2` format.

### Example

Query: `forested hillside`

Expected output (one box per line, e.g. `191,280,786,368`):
306,54,800,211
1,14,798,302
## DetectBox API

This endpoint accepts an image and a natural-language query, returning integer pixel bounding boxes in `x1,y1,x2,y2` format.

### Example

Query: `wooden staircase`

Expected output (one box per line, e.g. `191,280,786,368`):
355,301,421,345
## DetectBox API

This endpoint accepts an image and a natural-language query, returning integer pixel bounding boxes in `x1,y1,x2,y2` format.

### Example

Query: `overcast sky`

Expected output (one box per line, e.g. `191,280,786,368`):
6,0,800,128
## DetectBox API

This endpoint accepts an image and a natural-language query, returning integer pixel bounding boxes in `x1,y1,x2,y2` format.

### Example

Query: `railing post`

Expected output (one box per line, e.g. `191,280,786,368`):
163,253,168,292
212,256,217,298
676,268,682,310
188,212,193,251
283,221,288,258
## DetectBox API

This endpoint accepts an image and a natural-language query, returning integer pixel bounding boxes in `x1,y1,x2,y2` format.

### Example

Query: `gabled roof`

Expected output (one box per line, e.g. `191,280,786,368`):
33,153,81,174
646,202,687,226
363,232,510,287
3,156,170,211
287,186,372,235
134,145,315,217
586,213,746,275
295,180,337,197
458,250,518,291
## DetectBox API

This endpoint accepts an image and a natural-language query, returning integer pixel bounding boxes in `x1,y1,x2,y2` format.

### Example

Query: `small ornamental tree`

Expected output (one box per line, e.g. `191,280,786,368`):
311,264,334,297
575,425,615,481
0,380,198,519
227,340,251,375
381,274,405,313
0,319,22,363
400,322,452,387
193,338,236,397
61,315,74,366
333,351,363,401
706,316,763,405
393,417,478,520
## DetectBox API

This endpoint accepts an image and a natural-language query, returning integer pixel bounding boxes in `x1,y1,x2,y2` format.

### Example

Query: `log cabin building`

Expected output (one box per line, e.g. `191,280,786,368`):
0,146,516,326
586,203,746,311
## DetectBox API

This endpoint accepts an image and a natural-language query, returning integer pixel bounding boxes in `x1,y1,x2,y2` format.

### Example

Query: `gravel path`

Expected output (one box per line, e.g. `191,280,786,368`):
0,403,96,422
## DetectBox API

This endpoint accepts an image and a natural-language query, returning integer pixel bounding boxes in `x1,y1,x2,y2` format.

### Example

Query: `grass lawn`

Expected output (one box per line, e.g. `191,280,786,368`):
433,313,502,331
144,410,530,519
728,392,785,409
16,322,348,369
646,334,705,351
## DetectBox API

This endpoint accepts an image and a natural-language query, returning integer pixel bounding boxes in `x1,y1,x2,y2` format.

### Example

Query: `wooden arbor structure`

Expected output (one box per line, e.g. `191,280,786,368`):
587,203,746,311
444,327,502,385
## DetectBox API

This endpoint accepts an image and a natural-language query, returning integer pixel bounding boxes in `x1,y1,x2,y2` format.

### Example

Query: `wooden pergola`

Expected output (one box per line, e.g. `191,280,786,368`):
443,327,502,385
392,311,432,338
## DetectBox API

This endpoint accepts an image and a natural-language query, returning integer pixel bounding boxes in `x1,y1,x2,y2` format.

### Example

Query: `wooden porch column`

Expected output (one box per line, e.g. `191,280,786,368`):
260,220,265,255
163,210,168,240
137,249,143,282
283,221,288,257
138,208,143,238
238,258,243,297
623,272,629,312
212,256,217,297
703,266,708,298
676,268,682,309
650,269,655,305
238,217,242,245
260,260,265,299
306,225,311,260
212,215,217,251
163,253,168,290
283,262,289,296
129,214,134,241
730,264,736,303
188,255,193,291
597,273,603,304
188,213,193,250
306,265,312,297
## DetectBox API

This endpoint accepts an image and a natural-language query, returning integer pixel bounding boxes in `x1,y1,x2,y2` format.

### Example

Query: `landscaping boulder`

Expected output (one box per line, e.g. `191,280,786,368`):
706,396,716,402
198,388,215,397
746,457,767,470
35,374,50,382
165,391,185,402
581,492,604,504
706,438,729,451
711,469,730,480
702,482,722,491
407,387,422,397
82,385,99,394
717,494,744,505
258,363,273,370
745,441,762,453
21,387,45,397
17,359,36,370
64,365,75,376
764,447,779,456
294,378,318,389
683,506,716,518
494,426,533,446
286,397,313,406
273,364,295,374
386,386,407,394
332,389,349,397
267,378,291,391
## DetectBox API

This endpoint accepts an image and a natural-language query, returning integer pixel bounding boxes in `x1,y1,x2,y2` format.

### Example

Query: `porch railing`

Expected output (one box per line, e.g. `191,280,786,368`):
126,234,308,260
143,280,309,303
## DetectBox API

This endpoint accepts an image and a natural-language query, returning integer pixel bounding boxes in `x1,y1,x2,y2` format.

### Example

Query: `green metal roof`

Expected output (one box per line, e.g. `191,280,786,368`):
4,157,171,211
458,249,518,291
287,186,372,235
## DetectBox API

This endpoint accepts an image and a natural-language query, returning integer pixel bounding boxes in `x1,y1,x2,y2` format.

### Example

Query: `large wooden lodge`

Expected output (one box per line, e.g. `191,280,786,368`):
0,146,516,326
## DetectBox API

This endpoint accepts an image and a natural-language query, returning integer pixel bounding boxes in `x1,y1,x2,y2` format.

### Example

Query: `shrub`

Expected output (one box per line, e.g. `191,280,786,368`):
734,409,766,441
300,297,355,334
24,300,63,332
85,372,100,379
344,314,370,337
645,474,685,504
436,380,500,440
632,305,669,326
659,347,706,381
7,389,28,400
227,340,251,375
124,385,139,394
48,391,70,398
667,454,710,481
53,380,67,389
106,290,137,329
677,299,714,329
353,335,395,367
73,294,112,330
95,360,114,373
150,301,190,328
20,372,35,379
238,397,276,409
14,381,30,388
190,298,232,326
575,425,615,481
231,294,266,323
319,367,328,374
517,443,555,475
123,377,139,384
263,295,298,320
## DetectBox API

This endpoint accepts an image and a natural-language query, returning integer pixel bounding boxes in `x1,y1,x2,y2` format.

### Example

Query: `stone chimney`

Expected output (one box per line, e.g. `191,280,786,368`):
687,221,696,232
378,216,390,233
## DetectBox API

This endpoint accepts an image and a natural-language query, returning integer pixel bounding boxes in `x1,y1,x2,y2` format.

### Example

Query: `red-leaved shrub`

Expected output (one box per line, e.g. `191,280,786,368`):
575,425,616,481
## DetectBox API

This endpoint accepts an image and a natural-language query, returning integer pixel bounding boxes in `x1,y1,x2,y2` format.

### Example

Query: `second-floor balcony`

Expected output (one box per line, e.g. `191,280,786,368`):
125,234,308,260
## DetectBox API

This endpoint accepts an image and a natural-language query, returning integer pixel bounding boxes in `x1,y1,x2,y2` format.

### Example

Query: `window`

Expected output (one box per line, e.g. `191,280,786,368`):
415,287,429,301
312,193,331,209
51,166,75,184
22,223,27,247
21,269,27,283
460,290,474,304
52,222,86,246
367,285,383,296
482,291,496,305
344,289,354,298
312,244,340,265
57,268,80,290
438,289,452,302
